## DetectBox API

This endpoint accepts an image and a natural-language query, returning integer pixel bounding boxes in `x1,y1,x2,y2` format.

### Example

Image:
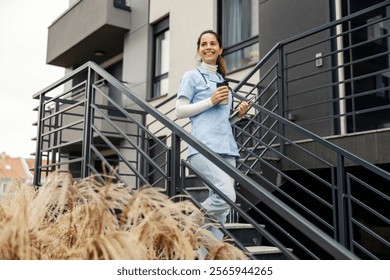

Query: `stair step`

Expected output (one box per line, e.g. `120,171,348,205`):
225,223,264,230
224,223,264,246
262,156,280,161
245,245,293,260
238,155,280,162
246,245,284,255
185,186,208,191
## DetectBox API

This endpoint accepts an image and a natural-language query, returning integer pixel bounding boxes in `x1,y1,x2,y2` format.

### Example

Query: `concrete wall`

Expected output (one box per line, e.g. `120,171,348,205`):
121,0,150,105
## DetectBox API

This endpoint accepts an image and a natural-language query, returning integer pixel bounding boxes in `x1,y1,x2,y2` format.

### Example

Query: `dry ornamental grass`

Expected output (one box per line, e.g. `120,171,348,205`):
0,172,248,260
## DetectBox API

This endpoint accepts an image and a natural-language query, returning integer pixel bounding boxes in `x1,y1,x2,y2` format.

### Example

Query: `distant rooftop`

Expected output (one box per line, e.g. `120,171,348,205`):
0,153,34,180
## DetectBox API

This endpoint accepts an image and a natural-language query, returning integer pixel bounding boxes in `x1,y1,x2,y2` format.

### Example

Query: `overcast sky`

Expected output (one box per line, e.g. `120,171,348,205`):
0,0,69,158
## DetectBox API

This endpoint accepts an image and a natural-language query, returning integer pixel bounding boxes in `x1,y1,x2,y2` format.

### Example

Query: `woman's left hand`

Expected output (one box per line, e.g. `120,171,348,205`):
237,101,251,118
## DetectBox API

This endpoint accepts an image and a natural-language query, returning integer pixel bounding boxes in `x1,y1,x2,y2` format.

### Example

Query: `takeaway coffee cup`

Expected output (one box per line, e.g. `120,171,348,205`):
216,81,229,105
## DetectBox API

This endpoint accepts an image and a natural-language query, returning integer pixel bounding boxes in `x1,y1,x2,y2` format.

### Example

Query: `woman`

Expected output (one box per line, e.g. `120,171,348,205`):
176,30,250,240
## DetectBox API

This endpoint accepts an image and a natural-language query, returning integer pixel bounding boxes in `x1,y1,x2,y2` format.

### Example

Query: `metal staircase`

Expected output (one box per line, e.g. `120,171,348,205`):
33,3,389,260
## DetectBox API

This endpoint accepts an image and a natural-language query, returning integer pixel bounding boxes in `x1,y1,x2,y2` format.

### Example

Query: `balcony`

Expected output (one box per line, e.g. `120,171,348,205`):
46,0,131,67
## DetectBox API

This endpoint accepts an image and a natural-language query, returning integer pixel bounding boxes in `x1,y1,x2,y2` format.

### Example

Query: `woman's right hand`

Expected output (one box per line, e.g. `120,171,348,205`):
211,85,229,105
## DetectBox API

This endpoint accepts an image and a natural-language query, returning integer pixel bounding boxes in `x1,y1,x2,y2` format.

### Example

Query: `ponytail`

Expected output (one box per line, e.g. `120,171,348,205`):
217,55,227,78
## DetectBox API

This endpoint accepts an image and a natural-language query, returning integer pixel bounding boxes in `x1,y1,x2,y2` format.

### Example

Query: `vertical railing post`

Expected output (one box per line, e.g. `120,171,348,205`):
50,100,60,173
336,154,348,247
277,45,286,154
81,67,95,179
169,132,181,198
33,94,45,186
139,116,147,190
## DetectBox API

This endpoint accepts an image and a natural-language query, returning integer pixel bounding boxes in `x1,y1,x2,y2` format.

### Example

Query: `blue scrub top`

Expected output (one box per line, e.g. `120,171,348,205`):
177,66,239,158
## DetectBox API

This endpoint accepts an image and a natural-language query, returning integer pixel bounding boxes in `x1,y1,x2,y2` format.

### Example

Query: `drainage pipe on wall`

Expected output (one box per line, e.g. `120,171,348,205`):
335,0,347,135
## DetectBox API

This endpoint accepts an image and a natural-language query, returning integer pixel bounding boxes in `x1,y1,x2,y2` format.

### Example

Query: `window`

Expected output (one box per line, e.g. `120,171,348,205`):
219,0,259,72
151,17,170,99
113,0,131,11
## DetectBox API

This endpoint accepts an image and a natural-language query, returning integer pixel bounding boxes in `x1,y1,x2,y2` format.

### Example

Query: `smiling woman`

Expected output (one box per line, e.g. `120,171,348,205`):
0,0,69,158
175,30,250,249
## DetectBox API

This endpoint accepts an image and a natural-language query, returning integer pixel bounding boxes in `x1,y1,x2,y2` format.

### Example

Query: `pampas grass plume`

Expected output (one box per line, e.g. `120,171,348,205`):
0,172,248,260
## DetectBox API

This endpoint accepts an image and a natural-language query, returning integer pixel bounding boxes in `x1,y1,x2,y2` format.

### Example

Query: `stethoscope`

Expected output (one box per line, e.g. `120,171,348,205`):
197,68,255,102
197,68,221,89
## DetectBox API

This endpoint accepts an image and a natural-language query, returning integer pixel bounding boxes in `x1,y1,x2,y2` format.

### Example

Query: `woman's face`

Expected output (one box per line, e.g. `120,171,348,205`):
197,33,222,65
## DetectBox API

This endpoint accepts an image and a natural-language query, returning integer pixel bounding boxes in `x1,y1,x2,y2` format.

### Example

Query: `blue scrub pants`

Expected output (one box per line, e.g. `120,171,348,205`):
189,153,237,240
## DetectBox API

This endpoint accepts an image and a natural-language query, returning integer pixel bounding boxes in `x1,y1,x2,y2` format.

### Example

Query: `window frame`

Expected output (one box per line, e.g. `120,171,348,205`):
149,17,170,101
217,0,260,73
